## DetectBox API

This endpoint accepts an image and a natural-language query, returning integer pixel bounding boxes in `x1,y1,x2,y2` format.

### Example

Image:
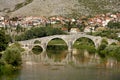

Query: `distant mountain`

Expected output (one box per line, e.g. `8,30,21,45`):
0,0,119,17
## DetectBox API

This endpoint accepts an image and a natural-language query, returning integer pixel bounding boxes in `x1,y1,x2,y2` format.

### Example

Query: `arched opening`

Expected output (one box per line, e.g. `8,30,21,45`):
73,37,97,64
32,45,43,55
47,38,68,62
34,40,41,44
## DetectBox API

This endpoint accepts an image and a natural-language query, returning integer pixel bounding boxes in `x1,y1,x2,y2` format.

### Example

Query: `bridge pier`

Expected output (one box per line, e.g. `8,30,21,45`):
65,51,73,63
68,41,73,52
28,44,33,50
40,51,48,61
41,42,47,52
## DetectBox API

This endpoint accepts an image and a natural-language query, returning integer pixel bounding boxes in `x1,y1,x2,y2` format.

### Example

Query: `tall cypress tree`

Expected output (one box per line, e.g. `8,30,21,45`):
0,30,9,51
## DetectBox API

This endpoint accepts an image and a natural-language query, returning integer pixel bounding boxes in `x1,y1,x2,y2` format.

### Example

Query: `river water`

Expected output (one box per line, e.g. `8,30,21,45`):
1,49,120,80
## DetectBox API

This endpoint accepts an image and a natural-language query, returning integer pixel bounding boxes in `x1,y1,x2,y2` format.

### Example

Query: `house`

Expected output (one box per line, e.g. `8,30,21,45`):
61,27,68,32
117,33,120,37
0,16,4,21
70,28,80,33
102,17,111,27
84,26,95,33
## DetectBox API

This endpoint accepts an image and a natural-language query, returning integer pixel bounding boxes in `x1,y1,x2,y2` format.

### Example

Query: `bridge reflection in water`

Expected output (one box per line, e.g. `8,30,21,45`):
20,34,119,68
22,49,101,67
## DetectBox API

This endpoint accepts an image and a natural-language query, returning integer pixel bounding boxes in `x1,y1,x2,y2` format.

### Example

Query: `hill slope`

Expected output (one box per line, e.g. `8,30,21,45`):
0,0,120,17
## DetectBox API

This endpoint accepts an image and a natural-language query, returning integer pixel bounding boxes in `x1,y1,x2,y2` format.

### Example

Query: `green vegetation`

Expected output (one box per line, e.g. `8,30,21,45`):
15,27,66,41
47,45,67,51
89,21,120,41
16,24,24,33
3,47,22,66
34,40,41,44
47,48,67,62
73,37,96,54
32,46,42,55
63,20,86,32
97,39,108,58
14,3,24,10
47,38,67,50
78,0,115,14
14,0,33,11
0,43,24,75
63,21,72,32
89,30,120,41
98,44,120,61
47,46,67,62
47,38,67,62
97,39,120,61
73,37,120,61
0,30,10,52
78,21,86,32
32,39,67,55
48,38,66,45
107,21,120,29
105,45,120,61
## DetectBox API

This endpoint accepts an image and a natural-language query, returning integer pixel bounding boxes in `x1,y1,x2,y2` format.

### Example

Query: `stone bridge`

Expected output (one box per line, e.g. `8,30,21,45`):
18,33,118,52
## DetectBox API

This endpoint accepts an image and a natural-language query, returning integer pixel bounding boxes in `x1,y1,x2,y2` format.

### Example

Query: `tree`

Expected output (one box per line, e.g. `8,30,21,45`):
107,21,120,29
15,27,66,41
97,39,108,58
101,39,108,45
64,21,71,32
78,21,86,32
0,30,9,52
16,24,22,33
105,45,120,61
3,47,22,66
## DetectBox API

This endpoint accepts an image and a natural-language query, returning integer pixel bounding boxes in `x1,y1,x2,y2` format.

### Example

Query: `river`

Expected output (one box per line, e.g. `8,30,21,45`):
1,48,120,80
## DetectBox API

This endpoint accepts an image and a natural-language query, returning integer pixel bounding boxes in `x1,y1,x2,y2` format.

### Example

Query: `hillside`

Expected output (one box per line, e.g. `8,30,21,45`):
0,0,119,17
0,0,24,15
0,0,33,16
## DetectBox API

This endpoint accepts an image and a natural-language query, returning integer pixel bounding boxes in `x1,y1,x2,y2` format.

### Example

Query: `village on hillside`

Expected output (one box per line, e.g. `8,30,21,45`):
0,12,120,33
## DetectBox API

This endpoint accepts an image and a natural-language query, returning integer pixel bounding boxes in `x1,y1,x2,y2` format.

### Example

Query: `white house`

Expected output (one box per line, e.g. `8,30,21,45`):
70,28,80,33
117,33,120,37
84,27,95,33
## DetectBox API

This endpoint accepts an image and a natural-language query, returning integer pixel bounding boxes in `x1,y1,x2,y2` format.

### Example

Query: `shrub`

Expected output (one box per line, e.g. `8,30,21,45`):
3,47,22,66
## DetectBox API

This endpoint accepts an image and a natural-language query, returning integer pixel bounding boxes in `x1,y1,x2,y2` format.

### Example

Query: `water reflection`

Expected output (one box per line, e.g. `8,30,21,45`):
21,47,120,68
21,48,100,66
1,48,120,80
47,50,67,62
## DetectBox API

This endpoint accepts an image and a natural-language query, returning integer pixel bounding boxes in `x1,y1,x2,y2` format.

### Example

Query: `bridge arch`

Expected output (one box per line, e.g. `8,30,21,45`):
73,37,96,47
45,37,69,49
46,38,68,62
31,45,43,54
31,44,43,50
72,36,98,49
